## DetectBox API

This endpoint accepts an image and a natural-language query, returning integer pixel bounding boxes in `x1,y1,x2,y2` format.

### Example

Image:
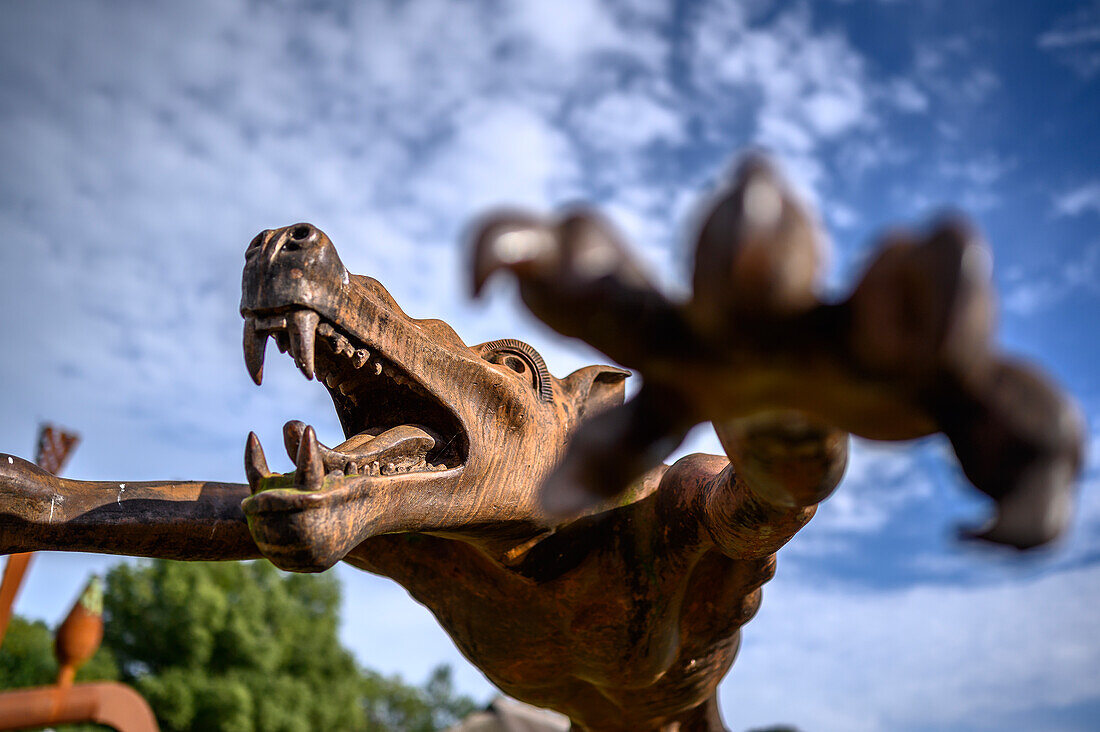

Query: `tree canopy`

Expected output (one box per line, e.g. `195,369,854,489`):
0,560,478,732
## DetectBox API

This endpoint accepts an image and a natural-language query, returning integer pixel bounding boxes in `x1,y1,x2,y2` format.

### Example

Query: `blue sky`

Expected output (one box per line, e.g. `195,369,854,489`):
1,1,1098,729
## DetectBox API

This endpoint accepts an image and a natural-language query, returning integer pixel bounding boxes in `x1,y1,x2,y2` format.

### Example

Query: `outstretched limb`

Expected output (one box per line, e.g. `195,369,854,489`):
0,454,258,561
471,154,1084,549
700,413,848,559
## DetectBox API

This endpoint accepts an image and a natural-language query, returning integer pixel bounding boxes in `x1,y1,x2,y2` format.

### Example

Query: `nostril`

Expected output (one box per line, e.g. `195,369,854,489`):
290,225,312,241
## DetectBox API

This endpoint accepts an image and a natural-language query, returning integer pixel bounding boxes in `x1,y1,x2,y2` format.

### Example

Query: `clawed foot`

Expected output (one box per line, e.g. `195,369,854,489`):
471,153,1084,548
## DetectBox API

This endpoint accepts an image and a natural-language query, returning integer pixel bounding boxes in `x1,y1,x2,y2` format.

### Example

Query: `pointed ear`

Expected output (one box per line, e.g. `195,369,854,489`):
561,365,631,419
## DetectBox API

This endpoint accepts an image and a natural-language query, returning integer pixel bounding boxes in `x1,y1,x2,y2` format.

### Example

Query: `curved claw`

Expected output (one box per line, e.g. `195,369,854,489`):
691,154,822,329
470,211,556,297
541,386,695,518
946,359,1084,549
847,217,996,382
473,209,687,370
471,207,653,298
960,468,1077,550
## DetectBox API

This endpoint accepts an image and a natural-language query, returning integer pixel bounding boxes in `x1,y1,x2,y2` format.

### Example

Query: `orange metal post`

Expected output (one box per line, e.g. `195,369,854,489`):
0,575,160,731
0,555,32,644
0,682,158,732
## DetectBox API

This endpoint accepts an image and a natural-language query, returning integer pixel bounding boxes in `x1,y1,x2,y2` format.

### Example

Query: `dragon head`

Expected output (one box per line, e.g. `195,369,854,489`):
239,223,627,571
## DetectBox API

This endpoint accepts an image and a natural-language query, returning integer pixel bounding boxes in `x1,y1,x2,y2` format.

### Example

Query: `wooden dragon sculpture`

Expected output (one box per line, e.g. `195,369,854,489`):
0,156,1083,730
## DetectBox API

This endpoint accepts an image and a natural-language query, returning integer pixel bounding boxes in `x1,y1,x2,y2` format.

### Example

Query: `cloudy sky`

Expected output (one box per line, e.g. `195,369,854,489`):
2,1,1098,729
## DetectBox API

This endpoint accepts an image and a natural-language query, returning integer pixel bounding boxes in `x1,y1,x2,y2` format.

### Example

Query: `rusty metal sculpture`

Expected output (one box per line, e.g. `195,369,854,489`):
0,577,159,732
0,156,1083,731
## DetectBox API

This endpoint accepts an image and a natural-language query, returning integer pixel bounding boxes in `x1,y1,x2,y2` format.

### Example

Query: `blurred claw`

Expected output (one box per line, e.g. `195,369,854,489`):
468,151,1083,550
848,217,995,381
946,360,1083,549
477,210,684,370
470,212,555,297
692,155,822,327
554,211,651,286
540,386,695,518
960,467,1077,550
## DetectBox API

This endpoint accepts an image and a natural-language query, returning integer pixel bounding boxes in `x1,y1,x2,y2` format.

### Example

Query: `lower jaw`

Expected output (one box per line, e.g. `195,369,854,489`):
242,466,465,572
245,498,374,572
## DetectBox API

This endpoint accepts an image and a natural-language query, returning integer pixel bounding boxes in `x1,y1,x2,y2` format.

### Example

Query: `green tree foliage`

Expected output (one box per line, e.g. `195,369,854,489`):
1,561,480,732
102,560,366,731
363,664,478,731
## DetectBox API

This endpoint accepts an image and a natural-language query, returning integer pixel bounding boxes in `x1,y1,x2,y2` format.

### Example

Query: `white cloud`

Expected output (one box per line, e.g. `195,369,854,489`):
724,562,1100,731
1002,244,1100,315
1054,183,1100,217
1038,1,1100,79
569,90,684,151
812,441,936,535
410,101,583,215
930,153,1016,212
689,2,875,184
940,154,1015,187
509,0,631,61
914,38,1001,105
828,201,860,229
885,78,930,113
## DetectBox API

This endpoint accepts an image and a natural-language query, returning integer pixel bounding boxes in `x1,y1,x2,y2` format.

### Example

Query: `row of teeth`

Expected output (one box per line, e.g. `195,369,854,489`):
317,321,374,373
245,424,450,496
243,309,423,392
360,458,450,476
314,322,424,394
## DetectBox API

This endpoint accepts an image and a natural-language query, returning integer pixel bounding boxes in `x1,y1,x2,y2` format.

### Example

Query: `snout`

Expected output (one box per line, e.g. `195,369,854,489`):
240,223,348,316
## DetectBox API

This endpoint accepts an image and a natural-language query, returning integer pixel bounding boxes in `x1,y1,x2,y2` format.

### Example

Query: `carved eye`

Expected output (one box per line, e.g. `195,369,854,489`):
478,339,553,402
502,355,527,374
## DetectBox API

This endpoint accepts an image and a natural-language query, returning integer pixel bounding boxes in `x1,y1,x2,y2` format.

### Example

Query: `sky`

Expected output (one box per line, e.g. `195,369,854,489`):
1,1,1098,730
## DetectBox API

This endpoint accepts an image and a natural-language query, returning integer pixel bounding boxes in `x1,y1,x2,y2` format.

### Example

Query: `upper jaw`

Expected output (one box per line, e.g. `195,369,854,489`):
241,299,471,472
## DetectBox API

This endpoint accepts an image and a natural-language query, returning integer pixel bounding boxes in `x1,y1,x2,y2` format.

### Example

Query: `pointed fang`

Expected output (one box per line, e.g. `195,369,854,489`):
245,432,271,494
297,425,325,491
288,310,320,380
243,319,268,385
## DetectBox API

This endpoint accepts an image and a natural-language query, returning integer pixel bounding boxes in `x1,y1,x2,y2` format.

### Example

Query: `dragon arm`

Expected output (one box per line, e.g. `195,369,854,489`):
471,153,1083,549
0,455,258,560
701,414,847,558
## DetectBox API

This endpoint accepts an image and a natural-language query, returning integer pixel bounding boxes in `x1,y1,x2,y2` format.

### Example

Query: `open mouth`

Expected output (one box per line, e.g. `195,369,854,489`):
241,306,468,495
